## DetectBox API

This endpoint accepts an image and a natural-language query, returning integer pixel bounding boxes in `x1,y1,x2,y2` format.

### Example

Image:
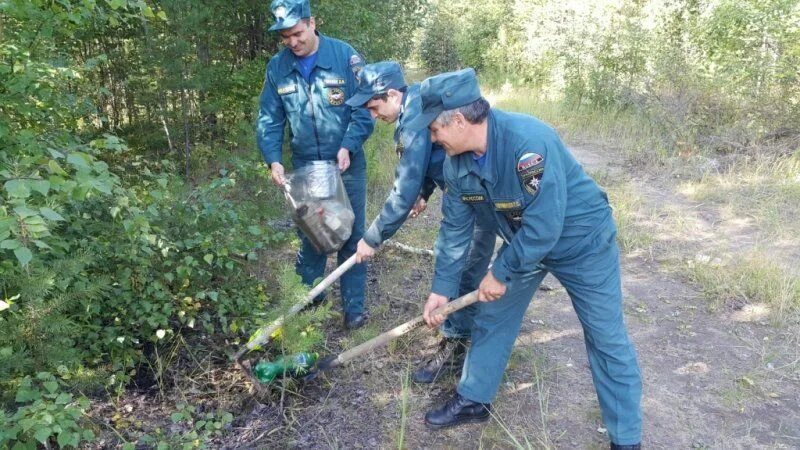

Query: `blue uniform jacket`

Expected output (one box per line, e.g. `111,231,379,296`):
256,34,374,171
362,84,446,247
432,109,612,298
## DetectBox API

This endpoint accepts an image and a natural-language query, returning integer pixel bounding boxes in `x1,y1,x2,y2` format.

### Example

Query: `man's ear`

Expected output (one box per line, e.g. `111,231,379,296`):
454,112,467,129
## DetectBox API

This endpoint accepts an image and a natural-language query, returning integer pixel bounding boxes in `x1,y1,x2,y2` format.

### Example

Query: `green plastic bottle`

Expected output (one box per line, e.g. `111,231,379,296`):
253,352,318,383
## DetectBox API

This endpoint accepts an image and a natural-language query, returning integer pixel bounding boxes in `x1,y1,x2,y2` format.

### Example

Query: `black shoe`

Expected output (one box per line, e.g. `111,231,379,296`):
344,312,366,330
301,293,327,312
611,444,641,450
424,392,491,429
412,338,468,383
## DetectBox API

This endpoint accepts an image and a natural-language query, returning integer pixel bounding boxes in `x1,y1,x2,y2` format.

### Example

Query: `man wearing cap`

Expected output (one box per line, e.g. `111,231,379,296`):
345,61,497,383
257,0,374,330
408,69,642,449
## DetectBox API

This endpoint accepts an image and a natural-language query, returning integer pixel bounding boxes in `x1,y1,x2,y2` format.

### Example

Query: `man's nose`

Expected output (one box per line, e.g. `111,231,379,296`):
369,110,378,119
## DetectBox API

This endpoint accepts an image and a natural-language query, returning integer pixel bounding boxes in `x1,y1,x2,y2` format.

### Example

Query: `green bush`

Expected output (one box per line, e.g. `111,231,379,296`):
0,373,94,449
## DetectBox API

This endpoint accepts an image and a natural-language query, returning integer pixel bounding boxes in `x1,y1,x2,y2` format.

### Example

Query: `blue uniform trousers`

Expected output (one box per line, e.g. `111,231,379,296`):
458,222,642,445
441,214,496,339
295,170,367,314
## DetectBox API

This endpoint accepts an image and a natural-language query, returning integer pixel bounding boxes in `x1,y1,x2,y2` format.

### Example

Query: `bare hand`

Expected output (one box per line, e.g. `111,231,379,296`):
270,162,286,186
337,148,351,172
355,239,376,263
423,293,449,328
478,271,506,302
409,195,427,218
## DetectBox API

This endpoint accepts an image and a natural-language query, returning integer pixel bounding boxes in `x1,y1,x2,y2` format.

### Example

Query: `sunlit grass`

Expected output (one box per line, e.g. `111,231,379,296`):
686,251,800,320
486,85,668,164
680,155,800,239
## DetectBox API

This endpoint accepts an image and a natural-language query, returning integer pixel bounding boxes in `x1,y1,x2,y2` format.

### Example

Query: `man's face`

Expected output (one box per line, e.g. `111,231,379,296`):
279,18,317,57
429,118,466,156
364,90,402,123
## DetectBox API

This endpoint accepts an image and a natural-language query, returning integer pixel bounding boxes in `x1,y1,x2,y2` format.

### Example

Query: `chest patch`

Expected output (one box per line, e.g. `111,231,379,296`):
328,87,345,106
517,152,545,195
460,193,486,203
494,200,523,211
277,84,297,95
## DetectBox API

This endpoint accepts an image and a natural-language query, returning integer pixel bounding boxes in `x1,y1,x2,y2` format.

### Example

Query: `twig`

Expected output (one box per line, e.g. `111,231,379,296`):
384,240,434,256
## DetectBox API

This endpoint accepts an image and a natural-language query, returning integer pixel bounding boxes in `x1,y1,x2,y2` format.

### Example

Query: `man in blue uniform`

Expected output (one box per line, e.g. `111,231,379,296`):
344,61,496,383
408,69,642,449
256,0,374,329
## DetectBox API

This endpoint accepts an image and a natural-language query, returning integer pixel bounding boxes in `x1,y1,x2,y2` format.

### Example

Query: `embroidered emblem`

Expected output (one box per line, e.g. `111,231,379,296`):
328,87,345,106
349,55,362,66
517,152,543,171
517,152,545,195
273,6,287,20
461,194,486,203
277,84,297,95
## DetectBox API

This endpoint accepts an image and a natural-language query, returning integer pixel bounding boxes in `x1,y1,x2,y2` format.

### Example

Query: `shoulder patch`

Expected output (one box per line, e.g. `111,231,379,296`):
349,54,362,66
517,152,545,195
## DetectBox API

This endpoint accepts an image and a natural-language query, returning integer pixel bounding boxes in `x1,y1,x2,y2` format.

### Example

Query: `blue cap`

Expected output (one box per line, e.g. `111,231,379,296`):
405,68,482,131
268,0,311,32
345,61,407,107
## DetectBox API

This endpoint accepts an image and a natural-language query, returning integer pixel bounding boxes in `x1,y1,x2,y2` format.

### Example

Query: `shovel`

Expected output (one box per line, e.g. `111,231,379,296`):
303,290,480,381
233,254,358,382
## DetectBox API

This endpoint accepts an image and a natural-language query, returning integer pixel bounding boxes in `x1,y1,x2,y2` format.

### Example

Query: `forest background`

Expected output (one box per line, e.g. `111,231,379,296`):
1,0,798,447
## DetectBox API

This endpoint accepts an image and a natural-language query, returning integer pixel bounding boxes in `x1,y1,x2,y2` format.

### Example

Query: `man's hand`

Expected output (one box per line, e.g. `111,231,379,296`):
423,293,449,328
409,195,427,218
270,162,286,186
337,148,351,172
355,239,376,263
478,271,506,302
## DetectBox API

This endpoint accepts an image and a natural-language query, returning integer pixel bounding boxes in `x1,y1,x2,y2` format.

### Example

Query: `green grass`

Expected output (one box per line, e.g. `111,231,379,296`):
679,155,800,239
488,87,668,165
686,251,800,319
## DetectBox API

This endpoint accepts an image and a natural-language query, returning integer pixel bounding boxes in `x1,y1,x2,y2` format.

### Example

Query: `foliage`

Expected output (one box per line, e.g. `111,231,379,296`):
0,372,94,449
129,403,233,450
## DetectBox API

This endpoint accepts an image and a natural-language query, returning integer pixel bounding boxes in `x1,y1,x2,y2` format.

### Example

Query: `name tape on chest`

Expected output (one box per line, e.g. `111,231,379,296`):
494,200,523,211
277,84,297,95
460,193,486,203
324,78,346,87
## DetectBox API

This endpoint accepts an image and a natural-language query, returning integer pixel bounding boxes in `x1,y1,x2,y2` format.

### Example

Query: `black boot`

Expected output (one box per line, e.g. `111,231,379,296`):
412,338,468,383
344,311,367,330
611,443,641,450
424,392,491,429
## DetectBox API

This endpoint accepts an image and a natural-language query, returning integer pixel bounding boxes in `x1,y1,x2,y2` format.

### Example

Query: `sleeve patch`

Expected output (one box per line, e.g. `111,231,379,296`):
517,152,545,195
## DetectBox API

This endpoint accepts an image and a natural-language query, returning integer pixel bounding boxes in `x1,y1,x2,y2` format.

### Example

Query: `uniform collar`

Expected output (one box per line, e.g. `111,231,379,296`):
280,33,332,77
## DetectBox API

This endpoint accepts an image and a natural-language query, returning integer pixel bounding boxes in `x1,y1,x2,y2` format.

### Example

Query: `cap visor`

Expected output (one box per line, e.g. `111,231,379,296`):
345,91,373,108
269,17,300,31
405,109,440,131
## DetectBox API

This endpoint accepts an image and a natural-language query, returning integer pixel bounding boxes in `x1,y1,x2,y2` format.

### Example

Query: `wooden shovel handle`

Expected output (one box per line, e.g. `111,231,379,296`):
234,254,358,360
331,290,480,367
